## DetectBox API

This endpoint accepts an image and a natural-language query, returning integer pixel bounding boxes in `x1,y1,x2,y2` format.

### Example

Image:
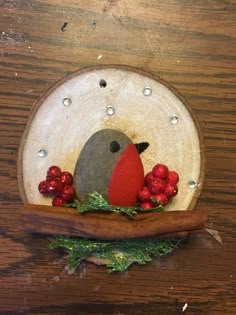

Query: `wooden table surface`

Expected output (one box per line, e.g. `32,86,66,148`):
1,0,236,314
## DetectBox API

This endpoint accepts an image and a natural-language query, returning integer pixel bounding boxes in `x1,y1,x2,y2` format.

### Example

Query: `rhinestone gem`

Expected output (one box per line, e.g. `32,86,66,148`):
106,105,115,116
143,86,152,96
170,115,179,124
62,97,72,107
38,148,48,158
188,179,197,189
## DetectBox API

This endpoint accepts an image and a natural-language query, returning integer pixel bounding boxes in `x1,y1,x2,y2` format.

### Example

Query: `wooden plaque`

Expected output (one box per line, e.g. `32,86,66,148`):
18,65,205,211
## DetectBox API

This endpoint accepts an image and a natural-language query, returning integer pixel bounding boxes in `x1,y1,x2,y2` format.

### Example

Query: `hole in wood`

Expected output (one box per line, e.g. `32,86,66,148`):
99,79,107,88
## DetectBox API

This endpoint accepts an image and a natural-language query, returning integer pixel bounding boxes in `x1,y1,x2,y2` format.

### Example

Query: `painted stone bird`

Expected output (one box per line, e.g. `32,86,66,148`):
73,129,149,206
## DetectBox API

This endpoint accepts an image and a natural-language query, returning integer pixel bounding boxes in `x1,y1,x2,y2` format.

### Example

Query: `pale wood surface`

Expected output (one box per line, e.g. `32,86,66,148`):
18,66,204,211
0,1,236,314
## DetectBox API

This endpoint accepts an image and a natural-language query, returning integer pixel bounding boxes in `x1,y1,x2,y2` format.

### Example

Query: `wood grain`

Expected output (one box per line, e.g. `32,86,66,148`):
20,204,206,239
0,0,236,314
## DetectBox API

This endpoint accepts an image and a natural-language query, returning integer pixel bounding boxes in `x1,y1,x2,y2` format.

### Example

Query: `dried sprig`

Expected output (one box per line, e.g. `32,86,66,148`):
205,228,222,244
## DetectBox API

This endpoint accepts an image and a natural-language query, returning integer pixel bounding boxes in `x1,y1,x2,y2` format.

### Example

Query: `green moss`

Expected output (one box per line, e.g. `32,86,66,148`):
50,237,183,273
66,191,164,218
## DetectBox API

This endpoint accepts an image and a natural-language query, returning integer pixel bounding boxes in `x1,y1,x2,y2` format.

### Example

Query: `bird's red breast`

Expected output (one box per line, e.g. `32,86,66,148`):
108,144,144,206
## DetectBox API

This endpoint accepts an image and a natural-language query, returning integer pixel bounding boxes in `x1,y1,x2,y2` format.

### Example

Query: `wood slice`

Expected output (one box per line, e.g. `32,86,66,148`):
18,65,205,210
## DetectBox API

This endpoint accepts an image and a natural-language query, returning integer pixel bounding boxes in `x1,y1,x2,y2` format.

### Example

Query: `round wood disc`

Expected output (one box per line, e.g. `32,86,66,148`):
18,65,205,210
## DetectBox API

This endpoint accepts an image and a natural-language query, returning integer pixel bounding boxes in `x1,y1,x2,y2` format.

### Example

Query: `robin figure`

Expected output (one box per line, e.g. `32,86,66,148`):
74,128,149,206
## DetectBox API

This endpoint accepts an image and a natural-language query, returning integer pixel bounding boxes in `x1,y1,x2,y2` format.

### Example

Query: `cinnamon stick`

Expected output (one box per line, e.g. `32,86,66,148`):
21,204,206,240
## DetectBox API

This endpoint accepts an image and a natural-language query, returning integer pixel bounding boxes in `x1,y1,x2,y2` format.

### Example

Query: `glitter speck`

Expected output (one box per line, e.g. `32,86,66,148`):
90,20,97,28
182,303,188,312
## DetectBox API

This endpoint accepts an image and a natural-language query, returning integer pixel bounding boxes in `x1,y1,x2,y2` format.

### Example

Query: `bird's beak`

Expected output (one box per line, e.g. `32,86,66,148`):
135,142,149,154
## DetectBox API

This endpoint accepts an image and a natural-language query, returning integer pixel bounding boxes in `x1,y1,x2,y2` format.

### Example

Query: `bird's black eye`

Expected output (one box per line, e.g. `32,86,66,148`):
110,141,120,153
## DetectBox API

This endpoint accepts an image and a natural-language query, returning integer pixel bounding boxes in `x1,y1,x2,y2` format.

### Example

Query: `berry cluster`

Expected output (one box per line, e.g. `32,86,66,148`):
38,165,75,207
138,163,179,208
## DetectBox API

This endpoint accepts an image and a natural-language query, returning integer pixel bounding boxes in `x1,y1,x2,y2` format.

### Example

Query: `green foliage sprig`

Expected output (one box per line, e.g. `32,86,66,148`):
50,236,183,273
66,191,164,218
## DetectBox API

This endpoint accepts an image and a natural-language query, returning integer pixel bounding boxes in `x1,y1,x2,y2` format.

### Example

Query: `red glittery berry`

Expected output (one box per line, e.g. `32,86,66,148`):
140,201,154,209
167,171,179,185
137,186,151,202
61,185,75,201
152,194,168,206
164,183,178,199
152,164,169,180
60,171,73,186
47,179,63,195
47,165,62,178
148,178,166,194
144,171,155,186
46,175,58,181
38,180,49,194
52,196,66,207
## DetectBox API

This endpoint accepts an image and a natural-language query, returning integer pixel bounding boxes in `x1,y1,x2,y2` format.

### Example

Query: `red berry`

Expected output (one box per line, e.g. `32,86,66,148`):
144,171,155,185
46,175,60,181
61,185,75,201
47,179,63,195
152,194,168,206
47,165,62,178
52,196,66,207
167,171,179,185
152,164,169,180
140,201,154,209
148,178,166,194
137,186,151,202
164,183,178,199
38,180,49,194
60,171,73,186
